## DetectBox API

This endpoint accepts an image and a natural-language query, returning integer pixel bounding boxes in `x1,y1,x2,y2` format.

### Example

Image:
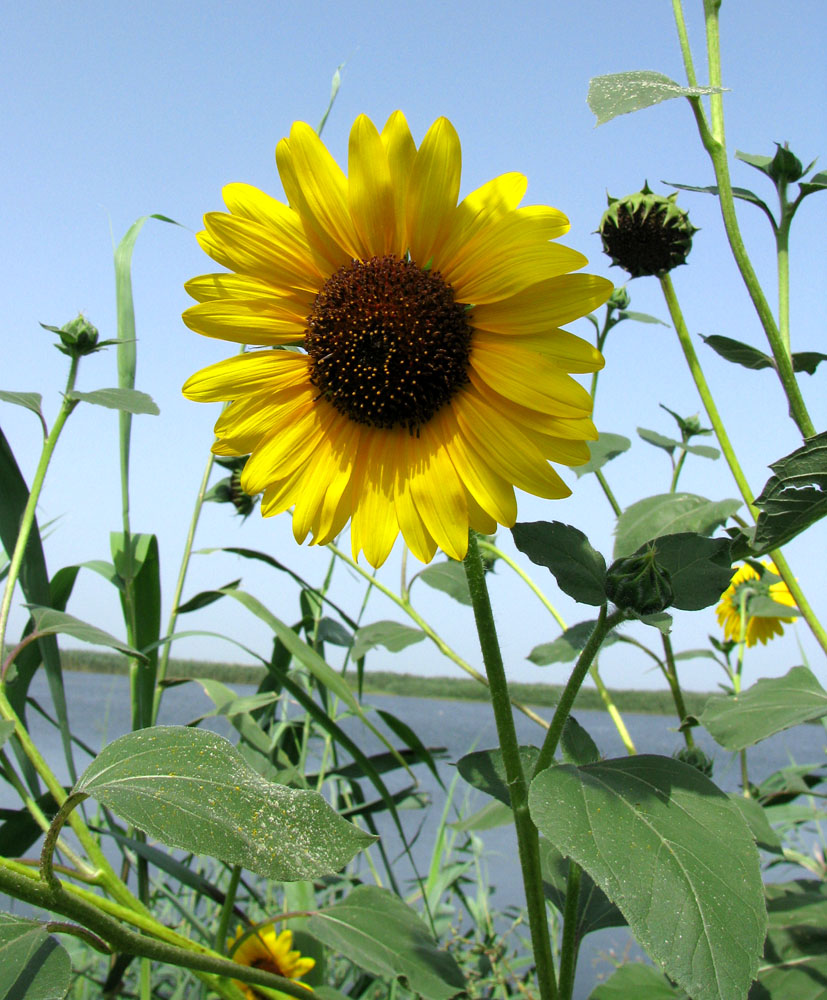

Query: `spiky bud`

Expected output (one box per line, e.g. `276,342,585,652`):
607,285,631,311
42,314,102,358
599,183,697,278
674,746,714,778
606,546,674,616
206,456,259,519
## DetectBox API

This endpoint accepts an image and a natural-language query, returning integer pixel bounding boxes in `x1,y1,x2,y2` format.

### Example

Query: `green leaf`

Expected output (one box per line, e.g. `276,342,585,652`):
315,617,352,647
701,334,774,370
417,561,471,605
753,431,827,552
638,428,679,454
309,885,466,999
0,390,43,418
617,310,668,326
588,71,726,125
633,533,733,611
0,913,71,1000
560,716,600,765
456,746,540,807
74,726,374,880
589,963,685,998
664,179,773,215
613,493,741,558
792,351,827,375
754,881,827,998
512,521,607,605
351,621,426,661
735,149,774,173
67,388,159,414
729,794,783,854
530,755,766,1000
26,605,146,660
450,799,513,832
539,839,627,941
574,433,631,478
699,667,827,751
800,169,827,197
528,620,619,665
176,579,241,613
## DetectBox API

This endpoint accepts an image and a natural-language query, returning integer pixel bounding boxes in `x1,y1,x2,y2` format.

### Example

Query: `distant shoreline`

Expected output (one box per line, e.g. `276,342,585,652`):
56,649,714,716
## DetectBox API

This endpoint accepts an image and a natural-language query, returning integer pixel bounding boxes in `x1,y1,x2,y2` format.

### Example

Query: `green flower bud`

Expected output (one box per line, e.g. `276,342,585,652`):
607,285,631,311
42,314,101,358
674,746,714,778
599,183,697,278
206,456,260,519
606,546,674,615
768,142,804,185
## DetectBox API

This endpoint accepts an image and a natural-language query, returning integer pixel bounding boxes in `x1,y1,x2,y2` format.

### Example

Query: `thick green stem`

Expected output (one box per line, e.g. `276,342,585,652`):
660,635,694,748
557,862,582,1000
776,203,791,356
463,532,557,1000
533,609,625,778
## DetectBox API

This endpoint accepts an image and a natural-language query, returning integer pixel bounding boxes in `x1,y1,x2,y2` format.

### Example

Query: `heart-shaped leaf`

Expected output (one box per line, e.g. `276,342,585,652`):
0,913,71,1000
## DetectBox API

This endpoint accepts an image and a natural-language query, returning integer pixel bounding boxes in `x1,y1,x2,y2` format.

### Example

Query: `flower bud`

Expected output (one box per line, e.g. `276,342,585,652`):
674,746,714,778
599,183,697,278
768,142,805,185
207,456,259,519
606,546,674,615
42,314,101,358
607,285,631,311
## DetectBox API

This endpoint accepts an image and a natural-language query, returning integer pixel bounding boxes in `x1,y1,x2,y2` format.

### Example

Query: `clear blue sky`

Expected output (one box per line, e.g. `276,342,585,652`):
2,1,825,691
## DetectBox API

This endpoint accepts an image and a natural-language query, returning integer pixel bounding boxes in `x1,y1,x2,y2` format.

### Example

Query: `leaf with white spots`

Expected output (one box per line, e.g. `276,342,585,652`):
73,726,374,880
529,755,766,1000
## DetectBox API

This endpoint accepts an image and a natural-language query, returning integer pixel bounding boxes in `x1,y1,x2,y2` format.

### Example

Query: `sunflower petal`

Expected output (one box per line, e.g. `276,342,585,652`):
406,117,461,268
349,114,397,256
473,274,614,333
183,351,309,401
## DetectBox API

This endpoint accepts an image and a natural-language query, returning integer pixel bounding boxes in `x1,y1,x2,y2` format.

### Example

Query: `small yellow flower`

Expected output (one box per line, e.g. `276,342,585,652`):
716,560,798,646
229,925,315,999
183,112,612,568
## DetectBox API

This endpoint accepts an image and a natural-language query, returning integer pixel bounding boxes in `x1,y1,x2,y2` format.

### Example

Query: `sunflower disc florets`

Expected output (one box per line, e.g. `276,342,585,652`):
599,183,697,278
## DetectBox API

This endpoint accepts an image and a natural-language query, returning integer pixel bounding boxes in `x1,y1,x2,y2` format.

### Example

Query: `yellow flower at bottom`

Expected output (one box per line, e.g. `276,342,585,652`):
716,560,798,646
229,925,315,999
183,112,613,568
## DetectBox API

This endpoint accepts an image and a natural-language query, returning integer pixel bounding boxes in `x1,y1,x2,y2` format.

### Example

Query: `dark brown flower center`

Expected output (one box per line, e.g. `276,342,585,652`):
304,255,472,431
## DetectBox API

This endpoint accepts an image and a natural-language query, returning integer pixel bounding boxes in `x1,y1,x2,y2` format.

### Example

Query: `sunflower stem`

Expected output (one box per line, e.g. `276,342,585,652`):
557,861,582,1000
660,634,694,748
462,532,558,1000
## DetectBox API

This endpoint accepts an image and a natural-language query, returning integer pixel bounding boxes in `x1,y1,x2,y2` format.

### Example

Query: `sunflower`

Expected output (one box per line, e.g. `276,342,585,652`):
183,112,612,567
716,560,798,646
228,925,314,999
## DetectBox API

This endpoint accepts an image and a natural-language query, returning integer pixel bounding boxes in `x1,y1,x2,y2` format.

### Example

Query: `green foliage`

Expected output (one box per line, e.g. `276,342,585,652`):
613,493,741,558
587,71,726,126
309,886,466,999
512,521,608,605
590,963,686,998
753,431,827,552
700,334,827,375
351,621,426,660
74,726,375,879
574,432,631,478
0,914,71,1000
415,560,472,605
699,667,827,751
530,756,766,1000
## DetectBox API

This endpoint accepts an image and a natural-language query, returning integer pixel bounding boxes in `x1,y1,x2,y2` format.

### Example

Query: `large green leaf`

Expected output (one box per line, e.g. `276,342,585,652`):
309,885,465,999
753,432,827,553
588,71,725,125
530,755,766,1000
416,560,471,605
456,746,540,806
699,667,827,751
73,726,374,880
67,387,159,414
630,533,733,611
512,521,607,605
528,619,619,665
589,963,685,998
351,621,426,661
752,881,827,999
574,433,631,478
613,494,741,558
0,913,71,1000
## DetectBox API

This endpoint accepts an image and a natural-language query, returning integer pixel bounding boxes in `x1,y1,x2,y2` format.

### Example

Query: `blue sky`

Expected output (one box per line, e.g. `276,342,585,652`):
2,0,825,692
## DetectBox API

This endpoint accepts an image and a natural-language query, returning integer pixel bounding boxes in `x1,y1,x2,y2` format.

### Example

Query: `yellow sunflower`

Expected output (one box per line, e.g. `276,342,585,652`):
183,112,612,567
716,560,798,646
228,925,315,999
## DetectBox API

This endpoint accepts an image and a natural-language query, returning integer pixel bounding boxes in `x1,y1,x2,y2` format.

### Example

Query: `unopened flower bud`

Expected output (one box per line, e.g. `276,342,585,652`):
207,456,259,519
674,746,714,778
42,314,101,358
607,286,631,311
768,142,804,185
599,183,697,278
606,546,674,615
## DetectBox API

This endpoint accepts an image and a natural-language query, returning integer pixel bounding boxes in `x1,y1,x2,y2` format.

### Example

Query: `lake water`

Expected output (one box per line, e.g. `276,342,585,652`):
4,670,826,998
